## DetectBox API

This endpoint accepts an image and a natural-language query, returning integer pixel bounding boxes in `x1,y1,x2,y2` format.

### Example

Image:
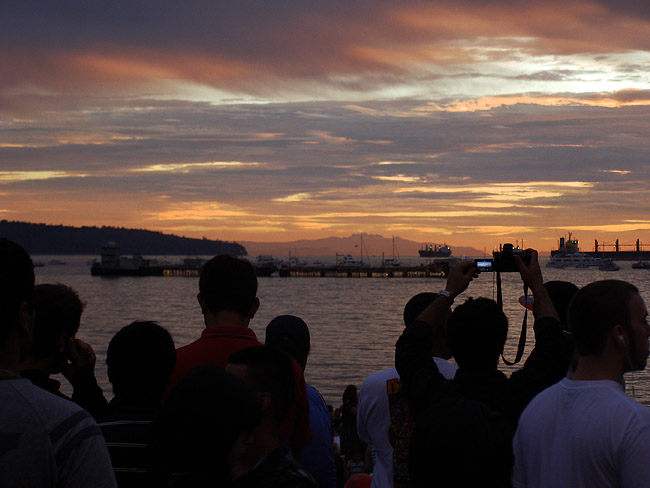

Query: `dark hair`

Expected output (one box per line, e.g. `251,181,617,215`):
568,280,639,356
107,321,176,400
0,238,34,342
403,292,439,326
155,366,261,486
228,345,295,426
265,315,310,369
446,297,508,370
199,255,258,317
540,281,579,329
29,283,84,360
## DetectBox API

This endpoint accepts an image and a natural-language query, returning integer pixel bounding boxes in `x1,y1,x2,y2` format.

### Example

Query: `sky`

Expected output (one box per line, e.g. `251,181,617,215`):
2,0,650,253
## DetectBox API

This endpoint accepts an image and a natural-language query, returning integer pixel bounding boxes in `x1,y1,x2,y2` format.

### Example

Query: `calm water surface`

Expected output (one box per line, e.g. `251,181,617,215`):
36,256,650,407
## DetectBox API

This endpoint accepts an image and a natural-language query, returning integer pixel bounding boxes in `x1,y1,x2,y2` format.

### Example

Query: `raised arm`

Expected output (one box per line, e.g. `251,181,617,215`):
395,262,477,418
511,250,569,410
514,250,559,322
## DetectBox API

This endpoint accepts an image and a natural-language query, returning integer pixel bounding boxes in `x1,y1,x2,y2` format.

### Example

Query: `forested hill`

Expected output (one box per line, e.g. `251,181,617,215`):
0,220,247,256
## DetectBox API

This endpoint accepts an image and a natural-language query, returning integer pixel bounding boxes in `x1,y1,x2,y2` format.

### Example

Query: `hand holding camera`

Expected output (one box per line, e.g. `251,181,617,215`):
474,243,532,273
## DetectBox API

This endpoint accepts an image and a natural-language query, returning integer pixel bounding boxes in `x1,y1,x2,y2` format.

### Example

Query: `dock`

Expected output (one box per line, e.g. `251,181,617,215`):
277,262,450,278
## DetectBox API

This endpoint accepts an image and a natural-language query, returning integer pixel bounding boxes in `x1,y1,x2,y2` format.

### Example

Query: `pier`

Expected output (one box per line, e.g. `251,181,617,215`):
277,262,450,278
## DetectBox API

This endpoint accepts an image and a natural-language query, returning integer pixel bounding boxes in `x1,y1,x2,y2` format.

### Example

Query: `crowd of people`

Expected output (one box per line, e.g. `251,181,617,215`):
1,236,649,487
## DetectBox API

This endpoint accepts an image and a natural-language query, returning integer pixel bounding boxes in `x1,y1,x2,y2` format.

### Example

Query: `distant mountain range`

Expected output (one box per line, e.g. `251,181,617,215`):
0,221,485,258
0,220,246,256
240,233,484,258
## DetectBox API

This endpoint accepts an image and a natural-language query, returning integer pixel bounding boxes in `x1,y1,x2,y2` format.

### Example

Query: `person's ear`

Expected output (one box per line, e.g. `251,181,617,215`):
258,391,272,412
197,293,207,314
613,324,627,348
249,297,260,320
18,302,33,337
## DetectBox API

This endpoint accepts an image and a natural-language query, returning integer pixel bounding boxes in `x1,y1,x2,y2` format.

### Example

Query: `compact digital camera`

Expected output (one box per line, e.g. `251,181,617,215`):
475,243,531,272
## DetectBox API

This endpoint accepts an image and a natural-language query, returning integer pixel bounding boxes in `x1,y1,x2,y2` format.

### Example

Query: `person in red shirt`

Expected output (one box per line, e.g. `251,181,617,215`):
166,254,312,451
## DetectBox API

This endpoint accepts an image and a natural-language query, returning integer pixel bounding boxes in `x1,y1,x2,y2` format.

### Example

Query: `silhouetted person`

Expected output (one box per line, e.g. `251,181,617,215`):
99,320,176,488
266,314,336,488
395,252,569,487
155,365,262,487
226,346,317,488
513,280,650,487
20,283,108,418
339,384,367,479
0,238,116,487
166,254,312,452
357,292,458,488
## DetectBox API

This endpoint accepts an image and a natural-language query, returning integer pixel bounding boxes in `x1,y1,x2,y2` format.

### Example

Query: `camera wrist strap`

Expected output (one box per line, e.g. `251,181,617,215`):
501,279,528,365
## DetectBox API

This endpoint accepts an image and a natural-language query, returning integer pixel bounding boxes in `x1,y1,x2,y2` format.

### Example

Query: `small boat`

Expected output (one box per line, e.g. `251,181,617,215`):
48,259,66,265
253,255,281,277
632,260,650,269
599,260,620,271
383,236,402,267
33,261,45,267
338,254,370,268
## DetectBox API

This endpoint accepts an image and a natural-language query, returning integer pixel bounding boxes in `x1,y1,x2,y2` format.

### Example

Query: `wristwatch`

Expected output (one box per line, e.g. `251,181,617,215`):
437,289,453,304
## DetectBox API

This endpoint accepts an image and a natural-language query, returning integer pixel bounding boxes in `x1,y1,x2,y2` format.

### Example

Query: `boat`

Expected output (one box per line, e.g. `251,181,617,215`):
383,236,402,267
33,261,45,267
337,254,370,268
599,260,620,271
632,260,650,269
278,253,310,277
90,242,204,276
548,233,610,268
552,233,650,261
547,253,610,269
419,243,452,258
253,255,281,277
48,259,66,265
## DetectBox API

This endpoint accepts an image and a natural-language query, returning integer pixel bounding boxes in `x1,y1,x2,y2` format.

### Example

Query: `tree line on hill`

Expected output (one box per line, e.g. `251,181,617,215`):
0,221,247,256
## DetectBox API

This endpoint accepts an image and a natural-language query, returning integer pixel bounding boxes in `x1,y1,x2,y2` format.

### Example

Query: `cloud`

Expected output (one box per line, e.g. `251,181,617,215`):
3,1,650,102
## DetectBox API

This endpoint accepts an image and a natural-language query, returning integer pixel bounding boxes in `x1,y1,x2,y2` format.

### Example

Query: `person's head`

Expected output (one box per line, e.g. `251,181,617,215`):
107,321,176,402
226,346,295,428
197,254,259,323
28,284,84,368
264,315,310,371
540,281,579,329
0,238,34,353
404,292,451,358
155,366,261,486
403,292,438,326
342,384,358,418
568,280,649,370
446,297,508,370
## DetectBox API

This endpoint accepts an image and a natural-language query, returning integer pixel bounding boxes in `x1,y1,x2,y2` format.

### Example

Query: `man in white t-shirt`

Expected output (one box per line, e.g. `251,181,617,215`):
513,279,650,488
357,292,457,488
0,238,116,488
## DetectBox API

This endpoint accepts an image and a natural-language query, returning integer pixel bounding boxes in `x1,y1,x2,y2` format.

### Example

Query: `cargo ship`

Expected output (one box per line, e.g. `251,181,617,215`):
550,234,650,261
418,243,452,258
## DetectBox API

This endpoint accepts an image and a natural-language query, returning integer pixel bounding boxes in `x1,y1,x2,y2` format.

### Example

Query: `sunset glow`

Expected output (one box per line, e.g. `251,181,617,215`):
2,1,650,252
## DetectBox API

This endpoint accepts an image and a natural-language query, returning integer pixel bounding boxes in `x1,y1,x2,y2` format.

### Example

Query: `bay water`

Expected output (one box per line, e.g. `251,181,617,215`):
35,256,650,407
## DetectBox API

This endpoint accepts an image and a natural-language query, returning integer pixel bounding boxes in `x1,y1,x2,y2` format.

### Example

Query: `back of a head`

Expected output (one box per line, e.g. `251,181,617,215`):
542,281,579,329
568,280,638,356
403,292,438,326
107,321,176,401
0,238,34,342
199,254,257,317
228,345,295,427
156,366,261,486
446,297,508,370
29,283,84,360
265,315,310,369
